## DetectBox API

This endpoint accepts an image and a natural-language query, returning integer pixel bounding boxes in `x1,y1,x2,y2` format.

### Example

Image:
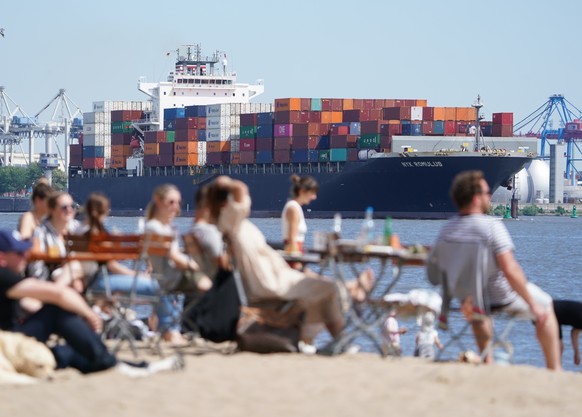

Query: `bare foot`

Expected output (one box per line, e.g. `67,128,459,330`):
162,330,188,346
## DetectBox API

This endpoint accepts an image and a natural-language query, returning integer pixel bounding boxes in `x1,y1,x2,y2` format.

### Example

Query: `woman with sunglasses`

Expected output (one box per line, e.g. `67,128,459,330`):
28,191,85,292
144,184,199,344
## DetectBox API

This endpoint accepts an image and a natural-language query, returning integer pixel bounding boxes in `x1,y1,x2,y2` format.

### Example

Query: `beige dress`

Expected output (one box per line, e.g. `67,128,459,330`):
218,194,342,325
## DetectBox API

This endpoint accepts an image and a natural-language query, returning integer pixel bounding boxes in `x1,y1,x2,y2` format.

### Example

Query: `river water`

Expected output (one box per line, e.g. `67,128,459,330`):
1,212,580,370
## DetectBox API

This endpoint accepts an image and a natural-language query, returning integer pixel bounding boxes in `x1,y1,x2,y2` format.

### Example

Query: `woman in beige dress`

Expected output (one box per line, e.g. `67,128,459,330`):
206,176,373,344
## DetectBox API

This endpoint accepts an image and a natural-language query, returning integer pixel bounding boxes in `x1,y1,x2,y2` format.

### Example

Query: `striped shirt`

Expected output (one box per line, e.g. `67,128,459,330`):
435,214,517,306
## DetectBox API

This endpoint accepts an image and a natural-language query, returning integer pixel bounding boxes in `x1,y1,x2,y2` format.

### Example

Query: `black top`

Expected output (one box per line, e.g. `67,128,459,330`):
0,266,23,330
553,300,582,339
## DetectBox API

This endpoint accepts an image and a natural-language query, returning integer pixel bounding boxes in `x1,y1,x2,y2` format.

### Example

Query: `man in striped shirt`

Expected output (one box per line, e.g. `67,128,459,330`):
432,170,561,370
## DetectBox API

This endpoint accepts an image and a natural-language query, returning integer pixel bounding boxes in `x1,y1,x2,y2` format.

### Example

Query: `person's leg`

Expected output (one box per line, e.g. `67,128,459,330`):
471,318,494,363
19,305,117,374
535,307,561,370
156,294,186,343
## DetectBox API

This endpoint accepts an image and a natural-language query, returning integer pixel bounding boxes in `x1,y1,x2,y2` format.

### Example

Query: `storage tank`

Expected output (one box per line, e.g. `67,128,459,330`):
491,159,550,204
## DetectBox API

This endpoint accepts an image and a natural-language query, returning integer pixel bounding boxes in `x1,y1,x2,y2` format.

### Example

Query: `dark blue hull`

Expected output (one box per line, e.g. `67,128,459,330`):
68,153,531,219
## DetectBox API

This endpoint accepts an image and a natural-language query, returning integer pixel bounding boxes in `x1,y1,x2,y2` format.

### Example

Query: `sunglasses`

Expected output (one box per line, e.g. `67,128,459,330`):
60,204,76,212
167,199,182,206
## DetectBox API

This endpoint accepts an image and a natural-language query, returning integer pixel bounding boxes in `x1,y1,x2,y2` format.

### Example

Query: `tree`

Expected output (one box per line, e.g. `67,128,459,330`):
0,163,68,194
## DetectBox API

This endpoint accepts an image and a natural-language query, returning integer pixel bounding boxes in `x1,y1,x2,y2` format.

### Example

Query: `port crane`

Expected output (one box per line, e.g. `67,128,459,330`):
513,94,582,182
0,87,83,184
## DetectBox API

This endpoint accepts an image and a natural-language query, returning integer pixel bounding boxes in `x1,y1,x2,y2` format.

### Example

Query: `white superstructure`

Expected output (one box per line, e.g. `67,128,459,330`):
137,44,264,130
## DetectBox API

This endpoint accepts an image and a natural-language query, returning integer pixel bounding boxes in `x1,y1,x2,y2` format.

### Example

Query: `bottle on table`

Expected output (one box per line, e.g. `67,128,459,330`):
383,216,392,246
359,206,375,245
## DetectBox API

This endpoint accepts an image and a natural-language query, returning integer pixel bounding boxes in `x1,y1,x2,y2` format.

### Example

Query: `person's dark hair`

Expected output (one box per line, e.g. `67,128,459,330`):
194,185,208,209
289,174,319,198
31,182,52,202
205,181,230,222
450,170,486,209
84,192,110,235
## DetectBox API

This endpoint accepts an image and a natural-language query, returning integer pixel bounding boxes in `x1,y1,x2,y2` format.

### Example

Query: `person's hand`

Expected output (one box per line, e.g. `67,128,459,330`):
85,311,103,333
400,327,408,334
530,303,549,326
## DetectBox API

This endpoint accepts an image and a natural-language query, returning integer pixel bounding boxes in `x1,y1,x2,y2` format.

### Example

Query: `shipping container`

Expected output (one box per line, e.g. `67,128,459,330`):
112,145,133,157
159,153,174,166
144,131,167,144
256,150,273,164
174,141,200,154
256,138,273,151
274,124,293,137
82,157,105,169
206,140,231,153
166,131,175,143
240,113,257,126
240,138,256,151
318,149,330,162
274,137,292,151
143,143,159,155
174,129,198,142
256,112,274,125
273,149,291,163
291,149,309,163
330,135,348,148
239,151,256,164
83,146,105,158
310,98,322,112
492,124,513,137
492,112,513,125
110,157,125,169
174,153,199,166
275,98,302,112
164,107,185,120
240,125,257,139
159,142,174,155
291,136,309,149
330,148,348,162
255,124,273,139
111,121,133,134
358,134,381,149
349,122,361,135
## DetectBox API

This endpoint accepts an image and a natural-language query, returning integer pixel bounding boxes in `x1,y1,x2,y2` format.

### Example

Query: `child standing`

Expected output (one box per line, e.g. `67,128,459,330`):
382,309,407,356
414,311,443,359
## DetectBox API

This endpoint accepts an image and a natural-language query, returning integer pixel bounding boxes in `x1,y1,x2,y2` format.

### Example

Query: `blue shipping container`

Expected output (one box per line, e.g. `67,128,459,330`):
433,121,445,135
256,123,274,139
291,149,309,163
316,135,330,149
83,146,104,158
257,112,274,125
349,122,361,135
197,129,207,141
256,150,273,164
164,119,176,131
311,98,322,111
308,150,320,162
164,107,185,121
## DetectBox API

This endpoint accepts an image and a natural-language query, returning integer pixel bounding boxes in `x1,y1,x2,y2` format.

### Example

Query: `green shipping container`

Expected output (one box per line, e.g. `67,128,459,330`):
358,134,381,149
318,149,330,162
311,98,322,112
111,121,133,134
166,131,175,143
330,148,348,162
240,125,257,139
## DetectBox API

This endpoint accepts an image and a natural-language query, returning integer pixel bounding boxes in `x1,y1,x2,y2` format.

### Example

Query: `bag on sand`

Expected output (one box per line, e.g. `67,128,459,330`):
236,303,304,353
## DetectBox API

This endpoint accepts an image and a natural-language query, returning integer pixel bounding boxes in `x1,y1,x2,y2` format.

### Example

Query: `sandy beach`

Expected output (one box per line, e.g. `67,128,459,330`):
2,341,581,417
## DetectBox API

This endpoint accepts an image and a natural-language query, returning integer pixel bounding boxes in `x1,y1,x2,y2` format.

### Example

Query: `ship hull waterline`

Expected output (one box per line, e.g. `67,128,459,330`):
68,154,531,219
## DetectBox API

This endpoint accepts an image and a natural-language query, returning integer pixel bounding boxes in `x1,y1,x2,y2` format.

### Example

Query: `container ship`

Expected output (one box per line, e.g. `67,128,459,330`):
68,45,535,219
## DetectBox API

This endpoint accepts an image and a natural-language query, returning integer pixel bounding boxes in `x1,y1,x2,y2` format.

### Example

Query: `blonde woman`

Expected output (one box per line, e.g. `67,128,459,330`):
144,184,198,344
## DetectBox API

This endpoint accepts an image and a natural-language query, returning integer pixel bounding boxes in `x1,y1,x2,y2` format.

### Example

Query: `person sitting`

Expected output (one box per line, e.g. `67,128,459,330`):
428,170,561,370
553,299,582,366
144,184,199,344
0,228,183,376
27,191,84,292
205,176,374,348
17,179,53,240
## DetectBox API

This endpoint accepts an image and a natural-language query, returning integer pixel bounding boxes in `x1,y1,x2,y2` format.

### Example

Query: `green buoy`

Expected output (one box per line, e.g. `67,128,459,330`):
572,205,578,218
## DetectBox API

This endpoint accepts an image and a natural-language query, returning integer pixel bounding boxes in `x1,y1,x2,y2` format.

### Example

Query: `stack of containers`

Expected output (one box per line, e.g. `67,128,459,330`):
492,112,514,137
110,110,143,168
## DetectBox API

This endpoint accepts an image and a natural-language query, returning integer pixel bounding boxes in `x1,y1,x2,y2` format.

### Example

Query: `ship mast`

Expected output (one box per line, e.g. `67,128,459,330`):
472,95,484,151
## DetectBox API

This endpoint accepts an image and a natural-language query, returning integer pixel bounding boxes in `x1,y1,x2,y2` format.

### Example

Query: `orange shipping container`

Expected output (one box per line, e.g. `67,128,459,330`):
206,141,231,153
275,98,301,111
174,153,198,166
110,157,125,168
456,107,476,122
330,111,343,123
433,107,446,121
174,141,199,154
415,99,428,107
144,143,160,155
111,145,132,157
444,107,457,121
230,152,240,165
320,112,333,124
343,98,354,110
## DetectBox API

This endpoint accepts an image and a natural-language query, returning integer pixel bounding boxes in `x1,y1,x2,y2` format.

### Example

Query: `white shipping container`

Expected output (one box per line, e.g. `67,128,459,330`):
197,153,207,166
206,103,230,117
83,112,96,124
206,115,232,129
411,106,423,121
197,142,207,154
230,139,240,153
83,122,107,135
83,133,110,147
93,100,152,112
103,146,111,159
206,128,229,142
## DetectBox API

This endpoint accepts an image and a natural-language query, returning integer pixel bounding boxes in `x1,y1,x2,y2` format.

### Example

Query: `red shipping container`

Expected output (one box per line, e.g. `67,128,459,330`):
308,111,321,123
422,107,435,121
348,148,359,161
347,135,358,148
70,154,82,167
292,136,309,149
352,99,364,110
176,117,202,130
387,124,402,138
343,109,365,122
330,125,349,135
273,149,291,163
159,153,173,166
492,124,513,137
230,152,240,165
368,109,382,120
492,112,513,125
240,113,257,126
331,99,343,111
384,99,396,108
300,98,312,111
174,129,198,142
274,137,292,151
444,121,456,135
82,157,105,169
307,123,321,136
256,137,273,151
292,123,309,136
159,142,174,155
422,121,434,135
307,136,320,149
239,151,256,164
361,120,387,134
330,135,348,148
240,138,256,151
143,155,159,167
70,144,82,156
321,99,332,111
319,123,331,135
362,99,375,110
206,151,230,165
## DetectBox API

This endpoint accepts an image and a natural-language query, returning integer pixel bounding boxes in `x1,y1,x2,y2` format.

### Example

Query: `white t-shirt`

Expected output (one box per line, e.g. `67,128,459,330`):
281,200,307,243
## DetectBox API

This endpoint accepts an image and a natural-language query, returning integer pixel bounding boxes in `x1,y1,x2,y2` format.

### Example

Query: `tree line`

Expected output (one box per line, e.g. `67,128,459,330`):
0,163,67,195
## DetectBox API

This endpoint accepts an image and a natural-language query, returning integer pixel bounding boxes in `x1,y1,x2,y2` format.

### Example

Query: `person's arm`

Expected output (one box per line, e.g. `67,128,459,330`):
18,212,36,240
434,333,444,349
107,260,140,276
285,204,300,252
572,328,580,365
496,251,548,325
215,176,248,203
7,278,102,332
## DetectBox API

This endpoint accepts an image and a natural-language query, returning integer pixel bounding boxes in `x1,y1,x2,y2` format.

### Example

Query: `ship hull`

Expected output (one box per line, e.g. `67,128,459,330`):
68,154,530,219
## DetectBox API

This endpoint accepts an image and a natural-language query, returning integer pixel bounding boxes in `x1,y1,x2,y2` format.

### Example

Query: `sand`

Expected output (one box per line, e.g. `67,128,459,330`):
1,341,581,417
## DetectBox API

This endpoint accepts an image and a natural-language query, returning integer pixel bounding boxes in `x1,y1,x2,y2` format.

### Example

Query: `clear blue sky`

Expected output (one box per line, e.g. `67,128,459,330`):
1,0,580,131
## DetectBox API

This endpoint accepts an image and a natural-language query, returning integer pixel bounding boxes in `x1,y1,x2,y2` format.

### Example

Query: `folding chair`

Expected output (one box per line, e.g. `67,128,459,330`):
427,239,520,363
